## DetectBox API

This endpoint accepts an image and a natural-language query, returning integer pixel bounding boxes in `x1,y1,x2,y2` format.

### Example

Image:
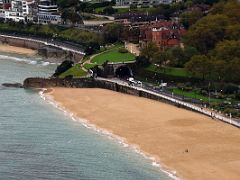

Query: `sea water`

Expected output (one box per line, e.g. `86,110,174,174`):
0,54,172,180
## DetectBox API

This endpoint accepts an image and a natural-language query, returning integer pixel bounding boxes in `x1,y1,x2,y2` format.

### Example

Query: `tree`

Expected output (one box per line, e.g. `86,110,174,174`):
180,11,203,29
211,59,226,81
130,4,137,10
103,23,123,43
185,55,213,80
57,0,79,9
167,47,185,67
135,56,150,67
140,42,159,62
223,58,240,82
152,51,168,66
152,51,169,73
184,14,229,53
103,6,116,15
210,40,240,62
183,46,199,63
61,10,83,25
149,4,175,19
192,0,220,5
225,25,240,40
218,0,240,23
84,42,100,55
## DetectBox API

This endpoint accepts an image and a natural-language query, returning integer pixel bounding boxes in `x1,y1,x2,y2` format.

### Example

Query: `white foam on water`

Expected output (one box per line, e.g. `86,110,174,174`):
40,62,50,66
29,61,37,65
39,89,180,180
0,54,57,66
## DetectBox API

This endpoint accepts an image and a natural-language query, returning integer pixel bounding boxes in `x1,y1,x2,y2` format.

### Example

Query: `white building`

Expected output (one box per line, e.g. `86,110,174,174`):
4,0,28,22
1,0,35,22
0,0,61,24
37,0,61,24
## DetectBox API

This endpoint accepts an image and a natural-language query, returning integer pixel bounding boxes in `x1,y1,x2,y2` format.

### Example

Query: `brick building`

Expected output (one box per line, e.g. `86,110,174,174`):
139,21,186,50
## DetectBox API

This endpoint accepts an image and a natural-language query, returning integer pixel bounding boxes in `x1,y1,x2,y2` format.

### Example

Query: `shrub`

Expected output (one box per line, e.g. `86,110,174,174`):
177,83,185,90
141,5,149,8
130,4,137,9
135,56,150,67
200,89,208,96
236,92,240,100
223,108,239,117
184,86,193,91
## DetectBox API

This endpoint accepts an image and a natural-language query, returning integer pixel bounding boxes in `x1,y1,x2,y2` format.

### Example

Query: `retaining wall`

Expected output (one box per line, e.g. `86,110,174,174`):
23,77,240,128
0,34,84,62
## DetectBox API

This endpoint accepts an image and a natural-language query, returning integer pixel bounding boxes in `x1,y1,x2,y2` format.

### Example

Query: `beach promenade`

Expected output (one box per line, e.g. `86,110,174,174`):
0,33,85,56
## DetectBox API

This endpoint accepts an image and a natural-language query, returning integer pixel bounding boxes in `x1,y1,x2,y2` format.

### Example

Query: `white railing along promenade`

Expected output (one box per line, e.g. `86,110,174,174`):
97,77,240,128
0,34,85,55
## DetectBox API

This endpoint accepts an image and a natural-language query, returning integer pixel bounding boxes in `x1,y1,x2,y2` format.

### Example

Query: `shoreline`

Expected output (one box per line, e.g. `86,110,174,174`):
40,88,179,179
0,44,37,56
44,88,240,180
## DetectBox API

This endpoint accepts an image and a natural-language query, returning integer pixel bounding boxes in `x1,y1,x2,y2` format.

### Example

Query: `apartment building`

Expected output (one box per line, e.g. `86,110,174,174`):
4,0,32,22
0,0,61,24
37,0,61,24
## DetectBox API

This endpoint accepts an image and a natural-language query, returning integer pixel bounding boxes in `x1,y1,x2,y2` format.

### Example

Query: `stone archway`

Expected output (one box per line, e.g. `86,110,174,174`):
115,65,133,78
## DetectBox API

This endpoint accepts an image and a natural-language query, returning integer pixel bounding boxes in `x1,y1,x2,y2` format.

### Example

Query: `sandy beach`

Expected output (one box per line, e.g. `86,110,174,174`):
0,44,36,56
47,88,240,180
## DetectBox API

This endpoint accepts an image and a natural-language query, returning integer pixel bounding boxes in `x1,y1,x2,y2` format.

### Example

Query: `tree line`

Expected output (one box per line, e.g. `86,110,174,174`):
139,0,240,83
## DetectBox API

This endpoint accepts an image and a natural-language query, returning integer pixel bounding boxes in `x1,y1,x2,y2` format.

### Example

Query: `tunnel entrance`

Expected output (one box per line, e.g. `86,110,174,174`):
115,66,132,78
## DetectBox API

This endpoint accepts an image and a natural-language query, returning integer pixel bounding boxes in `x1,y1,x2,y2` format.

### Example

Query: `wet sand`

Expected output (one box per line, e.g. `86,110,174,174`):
47,88,240,180
0,44,36,56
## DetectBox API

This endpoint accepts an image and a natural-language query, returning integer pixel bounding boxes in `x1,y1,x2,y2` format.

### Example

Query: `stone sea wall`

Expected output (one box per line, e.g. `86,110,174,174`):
0,35,84,63
23,77,189,107
0,35,42,49
23,77,240,128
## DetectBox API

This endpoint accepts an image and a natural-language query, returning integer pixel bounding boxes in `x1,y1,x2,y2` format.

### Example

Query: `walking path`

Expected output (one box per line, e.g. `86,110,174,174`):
125,42,140,56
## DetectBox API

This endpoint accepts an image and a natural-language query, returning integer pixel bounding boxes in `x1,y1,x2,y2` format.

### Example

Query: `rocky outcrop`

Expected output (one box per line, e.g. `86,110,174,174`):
2,83,23,88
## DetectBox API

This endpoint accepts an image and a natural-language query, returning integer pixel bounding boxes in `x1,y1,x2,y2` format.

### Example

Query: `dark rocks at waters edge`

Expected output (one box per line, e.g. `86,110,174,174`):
2,83,23,88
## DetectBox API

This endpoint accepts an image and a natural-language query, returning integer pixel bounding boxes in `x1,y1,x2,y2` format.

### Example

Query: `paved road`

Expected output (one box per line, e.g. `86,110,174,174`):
90,14,115,20
0,33,85,56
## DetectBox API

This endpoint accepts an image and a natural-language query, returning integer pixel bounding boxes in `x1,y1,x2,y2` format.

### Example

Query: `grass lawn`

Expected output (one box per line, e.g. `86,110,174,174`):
83,63,97,70
94,7,105,14
115,8,129,13
92,46,136,65
145,64,189,77
59,64,87,78
172,88,222,103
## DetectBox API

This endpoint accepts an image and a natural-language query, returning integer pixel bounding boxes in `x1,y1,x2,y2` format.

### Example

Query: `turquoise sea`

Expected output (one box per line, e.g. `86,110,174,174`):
0,54,172,180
